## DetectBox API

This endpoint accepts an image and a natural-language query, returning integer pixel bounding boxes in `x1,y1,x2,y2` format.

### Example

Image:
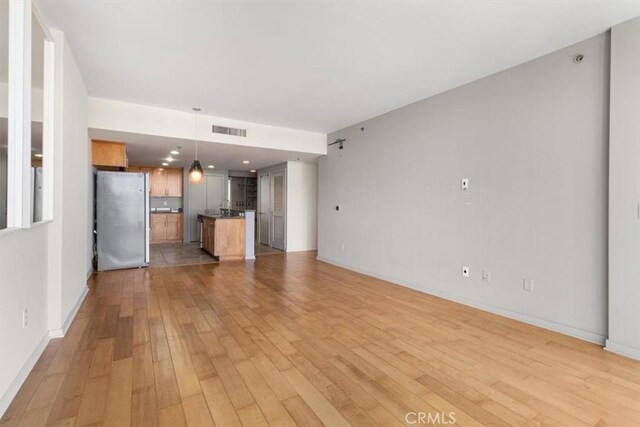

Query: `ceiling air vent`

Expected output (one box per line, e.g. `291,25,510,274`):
212,125,247,137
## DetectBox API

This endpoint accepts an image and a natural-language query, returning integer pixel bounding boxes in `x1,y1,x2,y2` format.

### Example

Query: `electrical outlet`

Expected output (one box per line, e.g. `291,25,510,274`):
482,271,490,283
523,279,534,292
22,309,28,328
461,178,469,190
462,266,470,278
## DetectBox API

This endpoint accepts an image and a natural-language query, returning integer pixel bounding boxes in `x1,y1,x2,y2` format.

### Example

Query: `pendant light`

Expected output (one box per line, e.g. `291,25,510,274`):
189,107,204,183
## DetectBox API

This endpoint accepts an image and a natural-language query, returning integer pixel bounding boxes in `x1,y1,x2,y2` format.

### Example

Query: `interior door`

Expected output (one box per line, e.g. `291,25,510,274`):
206,175,224,214
271,170,285,251
259,173,270,245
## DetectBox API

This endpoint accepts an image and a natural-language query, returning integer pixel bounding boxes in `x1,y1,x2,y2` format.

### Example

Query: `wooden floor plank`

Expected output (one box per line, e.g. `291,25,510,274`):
103,357,133,427
2,251,640,426
200,377,242,427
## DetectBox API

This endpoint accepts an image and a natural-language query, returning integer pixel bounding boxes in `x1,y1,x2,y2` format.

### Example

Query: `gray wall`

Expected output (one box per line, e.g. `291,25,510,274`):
150,197,182,210
183,168,229,243
607,17,640,359
319,33,610,343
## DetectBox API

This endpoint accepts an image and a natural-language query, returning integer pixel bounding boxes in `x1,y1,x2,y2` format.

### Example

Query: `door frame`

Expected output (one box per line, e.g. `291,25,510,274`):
270,169,286,251
257,168,286,251
258,173,270,246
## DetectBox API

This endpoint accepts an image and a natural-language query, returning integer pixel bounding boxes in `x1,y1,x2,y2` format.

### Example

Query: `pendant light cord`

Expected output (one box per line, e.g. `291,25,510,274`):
195,111,199,161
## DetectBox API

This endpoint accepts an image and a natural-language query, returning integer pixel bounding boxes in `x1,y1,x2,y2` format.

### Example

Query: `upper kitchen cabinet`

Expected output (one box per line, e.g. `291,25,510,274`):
92,140,128,168
166,168,183,196
150,167,182,197
150,168,166,196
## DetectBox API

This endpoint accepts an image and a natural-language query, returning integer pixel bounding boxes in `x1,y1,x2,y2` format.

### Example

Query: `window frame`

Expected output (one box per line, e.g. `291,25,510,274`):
32,4,54,225
2,0,55,234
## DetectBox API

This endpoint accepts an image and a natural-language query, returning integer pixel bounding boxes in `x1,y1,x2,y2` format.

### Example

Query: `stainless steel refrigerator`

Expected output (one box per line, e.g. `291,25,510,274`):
32,166,43,223
96,171,150,271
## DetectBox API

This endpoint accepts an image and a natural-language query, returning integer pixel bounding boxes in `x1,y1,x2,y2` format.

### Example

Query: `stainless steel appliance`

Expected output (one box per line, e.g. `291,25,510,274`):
96,171,150,271
32,166,43,223
197,214,204,248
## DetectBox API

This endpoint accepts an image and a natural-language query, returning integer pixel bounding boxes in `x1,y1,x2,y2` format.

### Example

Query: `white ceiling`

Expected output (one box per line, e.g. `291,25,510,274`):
89,129,318,171
37,1,640,133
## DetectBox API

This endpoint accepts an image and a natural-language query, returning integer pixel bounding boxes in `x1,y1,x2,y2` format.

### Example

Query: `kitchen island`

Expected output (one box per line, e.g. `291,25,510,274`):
198,214,246,261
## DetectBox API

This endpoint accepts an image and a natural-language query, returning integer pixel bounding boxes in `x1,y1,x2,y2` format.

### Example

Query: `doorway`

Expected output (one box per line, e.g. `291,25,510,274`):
258,169,286,251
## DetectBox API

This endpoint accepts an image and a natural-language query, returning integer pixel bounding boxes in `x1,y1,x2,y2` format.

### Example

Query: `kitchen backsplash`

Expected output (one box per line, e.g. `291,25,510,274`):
151,197,182,210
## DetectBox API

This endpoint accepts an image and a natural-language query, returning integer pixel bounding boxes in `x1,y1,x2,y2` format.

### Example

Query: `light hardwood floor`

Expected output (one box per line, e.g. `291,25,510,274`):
2,251,640,426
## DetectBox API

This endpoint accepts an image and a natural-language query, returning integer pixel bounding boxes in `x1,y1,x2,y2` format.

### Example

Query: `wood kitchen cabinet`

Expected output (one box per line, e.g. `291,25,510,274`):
165,168,183,196
92,140,128,168
165,214,182,240
150,213,183,244
151,215,167,242
150,169,167,196
150,167,182,197
200,215,245,260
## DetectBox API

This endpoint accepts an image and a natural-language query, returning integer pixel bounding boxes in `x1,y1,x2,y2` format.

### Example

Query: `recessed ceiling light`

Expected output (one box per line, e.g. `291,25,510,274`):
207,165,215,169
170,150,179,155
162,162,169,166
34,153,43,158
165,157,174,162
250,170,256,173
242,160,250,164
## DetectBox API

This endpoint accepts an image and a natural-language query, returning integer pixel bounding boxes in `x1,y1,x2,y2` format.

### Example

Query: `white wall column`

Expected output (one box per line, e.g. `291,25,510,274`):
606,16,640,360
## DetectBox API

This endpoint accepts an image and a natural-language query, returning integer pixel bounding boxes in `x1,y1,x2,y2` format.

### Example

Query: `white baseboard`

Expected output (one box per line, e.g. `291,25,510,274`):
605,340,640,361
0,281,90,418
286,247,318,253
0,332,51,418
62,285,89,336
49,284,89,339
317,256,606,346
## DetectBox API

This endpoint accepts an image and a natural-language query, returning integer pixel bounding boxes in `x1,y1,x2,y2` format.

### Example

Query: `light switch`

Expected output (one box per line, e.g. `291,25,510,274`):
461,178,469,190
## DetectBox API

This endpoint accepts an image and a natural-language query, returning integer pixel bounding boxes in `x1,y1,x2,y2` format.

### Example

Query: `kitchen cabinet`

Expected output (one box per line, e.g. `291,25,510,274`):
128,166,183,197
150,169,166,196
166,168,183,196
151,213,183,244
92,140,128,168
150,167,182,197
166,214,182,240
200,215,245,261
151,215,167,242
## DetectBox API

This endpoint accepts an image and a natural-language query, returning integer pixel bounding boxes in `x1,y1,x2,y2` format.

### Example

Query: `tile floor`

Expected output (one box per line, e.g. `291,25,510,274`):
149,242,283,267
149,242,217,267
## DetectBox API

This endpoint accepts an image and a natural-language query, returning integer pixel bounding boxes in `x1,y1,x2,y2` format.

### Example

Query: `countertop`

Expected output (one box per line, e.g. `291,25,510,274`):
151,211,183,215
197,213,245,220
